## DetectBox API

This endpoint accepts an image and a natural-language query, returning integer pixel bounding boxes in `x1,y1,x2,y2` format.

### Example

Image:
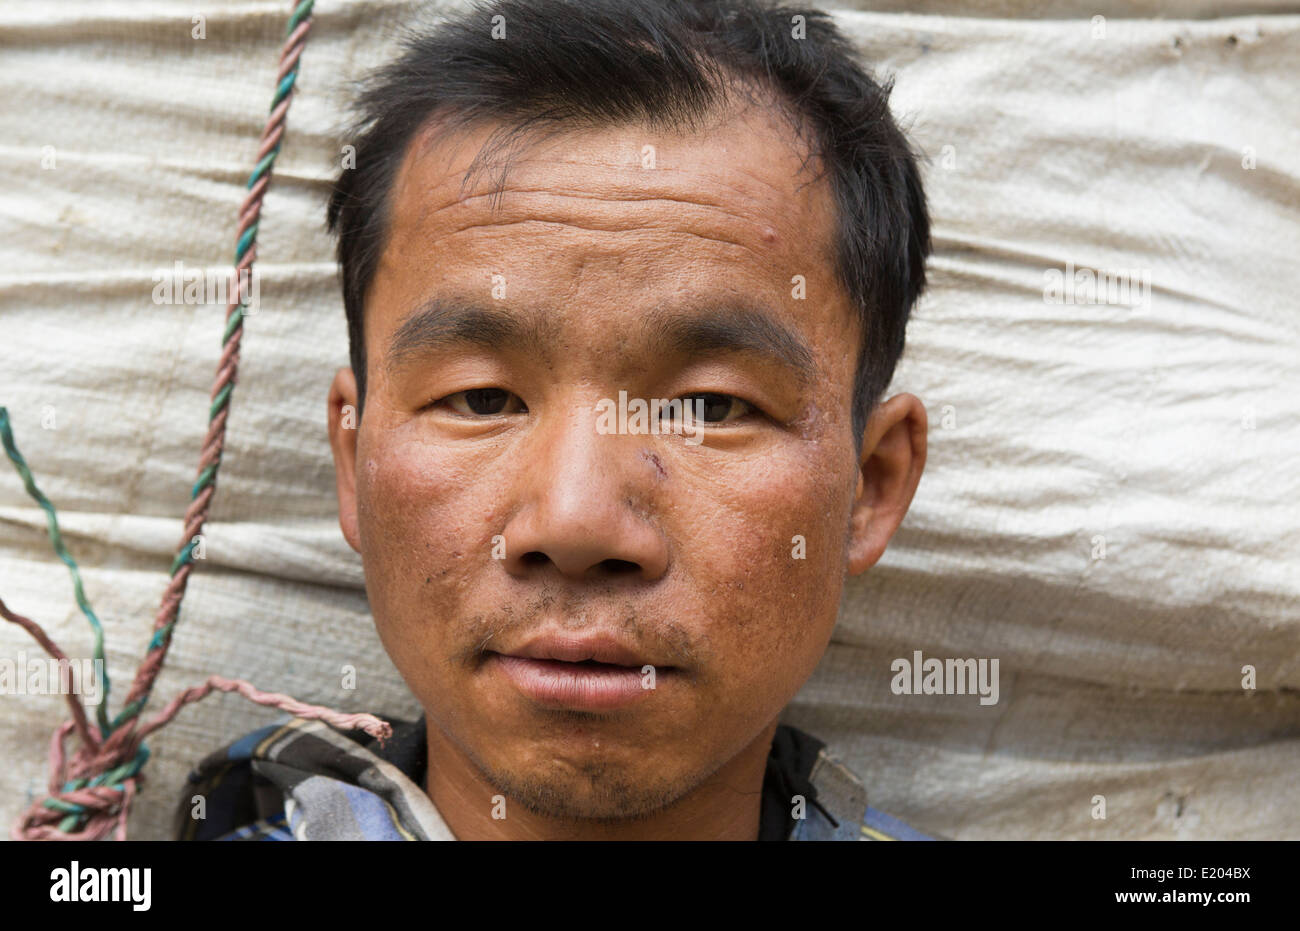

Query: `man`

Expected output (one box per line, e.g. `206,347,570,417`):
176,0,932,841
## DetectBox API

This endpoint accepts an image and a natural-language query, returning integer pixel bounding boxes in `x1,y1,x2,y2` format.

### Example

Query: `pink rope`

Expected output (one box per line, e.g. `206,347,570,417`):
8,659,390,841
5,2,392,841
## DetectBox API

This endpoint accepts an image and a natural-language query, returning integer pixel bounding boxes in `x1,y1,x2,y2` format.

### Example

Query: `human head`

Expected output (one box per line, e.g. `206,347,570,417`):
325,0,929,832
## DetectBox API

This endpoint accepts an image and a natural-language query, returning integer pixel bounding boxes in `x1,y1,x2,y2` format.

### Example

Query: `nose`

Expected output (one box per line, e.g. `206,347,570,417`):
500,400,670,583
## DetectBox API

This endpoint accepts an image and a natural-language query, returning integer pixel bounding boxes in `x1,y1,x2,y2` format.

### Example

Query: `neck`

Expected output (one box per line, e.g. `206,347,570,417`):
424,718,780,841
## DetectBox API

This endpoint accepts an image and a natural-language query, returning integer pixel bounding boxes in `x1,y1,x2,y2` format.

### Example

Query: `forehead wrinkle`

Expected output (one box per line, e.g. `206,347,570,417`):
429,217,774,271
399,129,821,249
414,178,782,248
406,173,800,271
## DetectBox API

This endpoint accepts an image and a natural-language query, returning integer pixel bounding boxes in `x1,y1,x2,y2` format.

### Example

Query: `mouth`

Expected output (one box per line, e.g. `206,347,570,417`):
485,633,674,711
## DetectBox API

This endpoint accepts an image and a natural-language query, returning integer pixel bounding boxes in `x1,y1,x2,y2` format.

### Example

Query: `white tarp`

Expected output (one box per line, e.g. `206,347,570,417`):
0,0,1296,840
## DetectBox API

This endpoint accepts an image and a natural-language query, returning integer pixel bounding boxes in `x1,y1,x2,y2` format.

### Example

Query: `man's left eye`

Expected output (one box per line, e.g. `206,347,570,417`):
440,388,527,416
662,393,753,424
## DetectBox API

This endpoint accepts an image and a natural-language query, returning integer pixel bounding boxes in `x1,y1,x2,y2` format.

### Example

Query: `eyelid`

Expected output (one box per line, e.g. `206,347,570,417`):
662,392,757,425
427,387,527,415
421,388,760,423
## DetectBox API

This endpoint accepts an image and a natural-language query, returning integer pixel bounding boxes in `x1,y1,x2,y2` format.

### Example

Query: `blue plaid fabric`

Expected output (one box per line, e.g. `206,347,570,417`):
175,715,937,841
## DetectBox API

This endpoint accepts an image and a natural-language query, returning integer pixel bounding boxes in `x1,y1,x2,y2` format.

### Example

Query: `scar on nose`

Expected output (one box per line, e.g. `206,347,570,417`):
641,449,667,479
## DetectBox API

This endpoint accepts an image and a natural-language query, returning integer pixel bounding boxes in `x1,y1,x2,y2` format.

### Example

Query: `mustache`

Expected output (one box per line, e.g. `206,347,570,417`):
449,593,707,671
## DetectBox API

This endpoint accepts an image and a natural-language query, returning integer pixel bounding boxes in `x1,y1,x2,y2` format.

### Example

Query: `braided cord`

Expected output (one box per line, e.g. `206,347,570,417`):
111,0,316,733
0,0,392,844
0,409,113,737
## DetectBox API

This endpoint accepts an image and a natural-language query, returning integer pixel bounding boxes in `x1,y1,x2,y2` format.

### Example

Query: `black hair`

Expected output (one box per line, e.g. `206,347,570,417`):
326,0,930,443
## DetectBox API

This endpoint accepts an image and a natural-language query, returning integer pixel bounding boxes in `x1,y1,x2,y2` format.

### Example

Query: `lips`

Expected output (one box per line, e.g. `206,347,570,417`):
488,633,669,711
506,633,651,667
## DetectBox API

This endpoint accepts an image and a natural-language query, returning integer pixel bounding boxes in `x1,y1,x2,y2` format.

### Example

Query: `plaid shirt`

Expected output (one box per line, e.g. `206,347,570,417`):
175,715,935,841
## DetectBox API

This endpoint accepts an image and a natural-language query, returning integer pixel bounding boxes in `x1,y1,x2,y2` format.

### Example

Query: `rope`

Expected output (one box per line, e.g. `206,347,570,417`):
0,409,111,739
117,0,317,732
2,0,393,842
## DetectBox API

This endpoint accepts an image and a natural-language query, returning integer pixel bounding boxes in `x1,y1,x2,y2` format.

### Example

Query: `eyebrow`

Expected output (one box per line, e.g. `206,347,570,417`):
645,301,817,386
385,298,555,374
384,296,817,385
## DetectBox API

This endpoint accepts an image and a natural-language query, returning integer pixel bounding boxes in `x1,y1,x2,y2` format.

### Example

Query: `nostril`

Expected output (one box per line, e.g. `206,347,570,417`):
512,552,645,577
600,558,640,575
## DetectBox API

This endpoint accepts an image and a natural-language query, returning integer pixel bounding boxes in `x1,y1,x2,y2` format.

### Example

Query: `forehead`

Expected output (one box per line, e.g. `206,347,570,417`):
368,101,853,360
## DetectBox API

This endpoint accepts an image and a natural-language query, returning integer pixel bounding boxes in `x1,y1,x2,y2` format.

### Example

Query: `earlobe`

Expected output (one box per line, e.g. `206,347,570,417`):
846,393,927,575
327,367,363,553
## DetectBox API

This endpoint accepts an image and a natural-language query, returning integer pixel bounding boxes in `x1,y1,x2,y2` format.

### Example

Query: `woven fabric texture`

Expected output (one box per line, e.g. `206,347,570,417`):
0,0,1296,840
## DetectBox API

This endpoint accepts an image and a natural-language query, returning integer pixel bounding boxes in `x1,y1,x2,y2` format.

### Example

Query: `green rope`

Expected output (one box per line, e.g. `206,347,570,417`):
0,407,113,738
286,0,312,34
0,409,140,832
3,0,317,837
105,0,316,735
47,745,150,833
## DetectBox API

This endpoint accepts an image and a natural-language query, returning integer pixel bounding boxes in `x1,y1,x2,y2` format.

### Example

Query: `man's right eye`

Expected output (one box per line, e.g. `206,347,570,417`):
439,388,527,416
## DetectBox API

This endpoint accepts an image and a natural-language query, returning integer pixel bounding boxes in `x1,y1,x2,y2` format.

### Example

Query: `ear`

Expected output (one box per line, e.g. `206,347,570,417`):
327,367,362,553
847,393,927,575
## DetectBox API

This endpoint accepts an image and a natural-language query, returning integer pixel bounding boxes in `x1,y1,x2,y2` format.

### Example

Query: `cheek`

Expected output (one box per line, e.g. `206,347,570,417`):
354,434,498,643
669,444,855,694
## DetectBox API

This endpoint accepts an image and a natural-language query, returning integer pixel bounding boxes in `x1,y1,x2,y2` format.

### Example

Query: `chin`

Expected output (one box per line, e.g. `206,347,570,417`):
460,731,697,822
483,762,692,823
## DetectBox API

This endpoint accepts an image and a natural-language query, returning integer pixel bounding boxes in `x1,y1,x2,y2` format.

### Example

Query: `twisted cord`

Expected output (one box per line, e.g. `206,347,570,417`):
1,611,391,842
0,409,113,737
0,594,99,754
1,0,394,842
114,1,316,732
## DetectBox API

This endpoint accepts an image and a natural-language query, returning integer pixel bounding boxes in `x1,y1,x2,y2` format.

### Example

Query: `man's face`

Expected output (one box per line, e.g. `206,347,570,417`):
328,100,922,822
